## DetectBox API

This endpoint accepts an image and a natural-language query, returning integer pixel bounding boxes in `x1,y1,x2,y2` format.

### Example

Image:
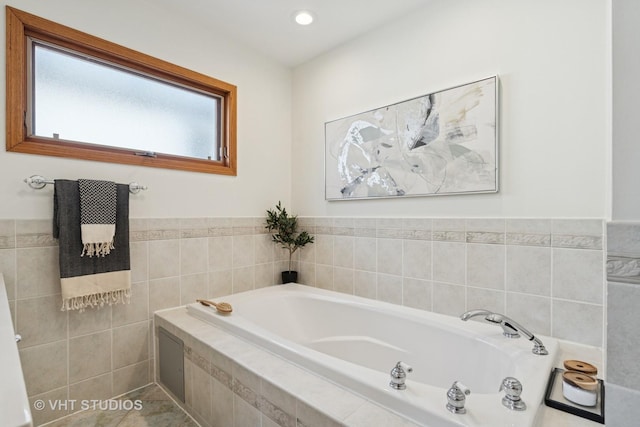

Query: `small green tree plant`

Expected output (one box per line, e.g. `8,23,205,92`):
265,201,314,274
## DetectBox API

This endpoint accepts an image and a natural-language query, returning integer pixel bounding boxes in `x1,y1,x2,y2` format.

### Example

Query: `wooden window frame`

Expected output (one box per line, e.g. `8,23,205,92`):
6,6,237,175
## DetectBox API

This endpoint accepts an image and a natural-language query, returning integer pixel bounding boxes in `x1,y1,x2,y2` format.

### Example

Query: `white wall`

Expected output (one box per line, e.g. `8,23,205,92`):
613,0,640,220
292,0,610,218
0,0,293,219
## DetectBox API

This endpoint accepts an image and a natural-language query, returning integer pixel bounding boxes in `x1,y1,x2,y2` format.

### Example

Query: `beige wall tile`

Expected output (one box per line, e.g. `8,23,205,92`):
433,282,465,316
209,270,232,298
148,239,180,279
69,330,112,383
130,241,148,282
149,277,180,314
69,373,113,402
402,239,431,280
377,273,402,305
29,386,69,426
113,321,149,369
297,262,315,287
432,242,465,285
314,235,334,266
260,380,296,427
432,282,465,316
233,235,255,268
20,340,67,396
403,278,431,311
181,237,208,275
377,238,402,276
254,263,275,288
0,220,15,249
69,304,111,337
113,281,149,326
0,249,17,300
211,378,233,427
299,242,315,264
333,267,354,294
17,294,67,348
112,360,150,396
16,246,60,298
467,243,505,289
553,248,604,304
208,236,232,271
506,245,551,296
466,287,505,314
553,300,603,347
234,395,261,427
354,270,376,299
15,219,56,247
506,293,551,337
233,266,255,293
354,237,376,272
181,273,208,305
333,236,354,268
255,234,274,264
315,265,333,290
191,364,212,422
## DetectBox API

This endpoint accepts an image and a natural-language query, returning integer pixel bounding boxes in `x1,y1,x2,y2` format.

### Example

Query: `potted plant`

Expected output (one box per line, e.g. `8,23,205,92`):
265,201,314,283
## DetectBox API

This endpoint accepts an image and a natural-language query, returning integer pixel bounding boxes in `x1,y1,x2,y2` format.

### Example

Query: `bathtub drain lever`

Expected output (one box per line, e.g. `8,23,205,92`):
389,361,413,390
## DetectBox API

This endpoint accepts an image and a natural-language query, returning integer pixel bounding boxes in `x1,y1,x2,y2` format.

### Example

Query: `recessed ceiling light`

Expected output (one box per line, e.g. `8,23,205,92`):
294,10,314,26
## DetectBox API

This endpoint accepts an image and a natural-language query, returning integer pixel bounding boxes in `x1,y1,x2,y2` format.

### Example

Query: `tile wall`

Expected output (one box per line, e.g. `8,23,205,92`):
298,217,605,348
605,221,640,426
0,216,606,425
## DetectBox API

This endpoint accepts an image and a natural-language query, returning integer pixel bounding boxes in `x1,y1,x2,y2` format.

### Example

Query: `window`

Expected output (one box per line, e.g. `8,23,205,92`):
6,6,237,175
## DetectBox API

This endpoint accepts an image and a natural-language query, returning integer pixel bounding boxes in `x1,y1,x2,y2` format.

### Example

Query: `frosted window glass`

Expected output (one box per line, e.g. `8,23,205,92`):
32,43,220,160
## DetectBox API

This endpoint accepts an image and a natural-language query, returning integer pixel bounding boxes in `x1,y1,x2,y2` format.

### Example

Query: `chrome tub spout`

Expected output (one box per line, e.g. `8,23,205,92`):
460,309,548,355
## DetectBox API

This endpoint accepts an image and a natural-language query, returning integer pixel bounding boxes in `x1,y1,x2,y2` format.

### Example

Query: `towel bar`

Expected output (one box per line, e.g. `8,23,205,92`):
24,175,147,194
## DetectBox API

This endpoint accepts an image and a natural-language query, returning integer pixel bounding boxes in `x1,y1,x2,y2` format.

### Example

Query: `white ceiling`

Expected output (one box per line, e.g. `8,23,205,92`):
151,0,431,67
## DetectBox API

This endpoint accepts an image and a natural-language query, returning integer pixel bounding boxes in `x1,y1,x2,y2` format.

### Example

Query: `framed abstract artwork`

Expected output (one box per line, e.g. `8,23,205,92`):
325,76,498,200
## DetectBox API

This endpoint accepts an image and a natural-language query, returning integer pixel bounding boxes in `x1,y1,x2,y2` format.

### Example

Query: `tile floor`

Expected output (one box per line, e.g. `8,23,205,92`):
44,384,199,427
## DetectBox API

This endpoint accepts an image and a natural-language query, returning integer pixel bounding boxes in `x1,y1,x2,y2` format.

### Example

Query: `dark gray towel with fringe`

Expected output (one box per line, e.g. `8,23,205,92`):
53,179,131,311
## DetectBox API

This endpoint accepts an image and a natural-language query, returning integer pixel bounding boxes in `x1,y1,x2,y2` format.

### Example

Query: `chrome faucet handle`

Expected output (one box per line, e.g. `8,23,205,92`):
499,377,526,411
389,361,413,390
446,381,470,414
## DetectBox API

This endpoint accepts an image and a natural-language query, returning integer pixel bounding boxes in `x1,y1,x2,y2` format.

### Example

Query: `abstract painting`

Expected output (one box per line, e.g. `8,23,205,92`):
325,76,498,200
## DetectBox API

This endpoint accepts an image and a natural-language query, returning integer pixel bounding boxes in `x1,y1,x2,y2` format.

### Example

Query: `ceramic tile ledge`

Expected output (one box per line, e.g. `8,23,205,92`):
535,339,604,427
155,307,603,427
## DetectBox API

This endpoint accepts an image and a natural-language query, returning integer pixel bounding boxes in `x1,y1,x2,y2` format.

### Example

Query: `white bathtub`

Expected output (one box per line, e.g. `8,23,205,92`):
0,274,33,427
187,284,558,427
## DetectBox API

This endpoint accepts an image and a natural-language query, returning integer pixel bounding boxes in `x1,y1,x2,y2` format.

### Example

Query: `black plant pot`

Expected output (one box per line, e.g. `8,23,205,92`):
281,271,298,284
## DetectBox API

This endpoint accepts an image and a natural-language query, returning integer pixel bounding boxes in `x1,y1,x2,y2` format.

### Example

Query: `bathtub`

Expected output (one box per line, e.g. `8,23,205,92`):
186,284,558,427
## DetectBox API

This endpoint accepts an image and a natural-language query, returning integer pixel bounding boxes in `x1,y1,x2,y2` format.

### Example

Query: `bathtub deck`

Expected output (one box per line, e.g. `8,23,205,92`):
155,305,602,427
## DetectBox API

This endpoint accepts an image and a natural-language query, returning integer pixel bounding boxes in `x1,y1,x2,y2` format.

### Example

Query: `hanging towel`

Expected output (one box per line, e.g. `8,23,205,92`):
78,179,117,257
53,180,131,312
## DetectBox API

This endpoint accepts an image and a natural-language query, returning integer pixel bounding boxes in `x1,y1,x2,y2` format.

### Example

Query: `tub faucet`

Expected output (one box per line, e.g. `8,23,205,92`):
460,309,548,355
446,381,471,414
499,377,526,411
389,361,413,390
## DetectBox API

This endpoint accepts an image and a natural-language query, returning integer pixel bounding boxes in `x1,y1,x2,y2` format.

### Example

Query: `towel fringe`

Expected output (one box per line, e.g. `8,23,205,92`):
61,288,131,312
81,241,115,257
